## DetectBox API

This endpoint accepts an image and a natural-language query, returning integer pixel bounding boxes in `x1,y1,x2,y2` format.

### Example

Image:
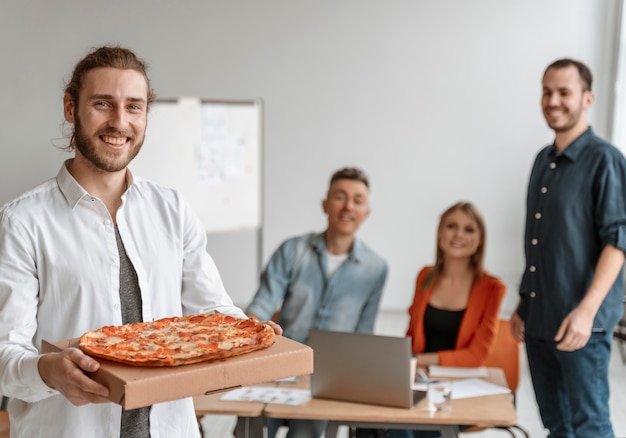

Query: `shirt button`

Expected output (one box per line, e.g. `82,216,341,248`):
529,266,536,272
535,212,542,219
541,187,548,194
114,303,120,309
530,291,536,298
104,219,111,226
90,197,96,202
531,239,538,245
112,257,118,263
550,162,556,169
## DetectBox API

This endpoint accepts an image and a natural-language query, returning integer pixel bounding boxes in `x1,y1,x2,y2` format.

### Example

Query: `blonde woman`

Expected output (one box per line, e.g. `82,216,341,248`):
358,202,506,438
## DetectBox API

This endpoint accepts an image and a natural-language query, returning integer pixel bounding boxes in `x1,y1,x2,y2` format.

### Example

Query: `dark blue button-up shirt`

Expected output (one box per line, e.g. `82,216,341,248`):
518,128,626,340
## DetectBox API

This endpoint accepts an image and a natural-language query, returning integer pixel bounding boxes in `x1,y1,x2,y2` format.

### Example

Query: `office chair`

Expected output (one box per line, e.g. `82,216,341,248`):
464,319,530,438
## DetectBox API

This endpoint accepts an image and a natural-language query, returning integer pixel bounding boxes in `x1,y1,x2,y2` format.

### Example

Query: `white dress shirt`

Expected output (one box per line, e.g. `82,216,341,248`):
0,160,247,438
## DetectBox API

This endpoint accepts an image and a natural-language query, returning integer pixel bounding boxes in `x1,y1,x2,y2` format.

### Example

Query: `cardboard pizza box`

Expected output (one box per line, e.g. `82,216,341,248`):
42,335,313,410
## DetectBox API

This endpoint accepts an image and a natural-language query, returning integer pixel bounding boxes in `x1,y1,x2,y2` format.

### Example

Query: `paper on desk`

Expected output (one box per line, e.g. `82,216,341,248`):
411,378,510,398
448,378,511,399
220,386,311,405
428,365,488,378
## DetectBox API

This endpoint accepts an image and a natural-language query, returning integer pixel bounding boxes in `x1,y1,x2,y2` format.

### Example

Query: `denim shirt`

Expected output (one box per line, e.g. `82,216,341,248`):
518,128,626,340
246,232,388,344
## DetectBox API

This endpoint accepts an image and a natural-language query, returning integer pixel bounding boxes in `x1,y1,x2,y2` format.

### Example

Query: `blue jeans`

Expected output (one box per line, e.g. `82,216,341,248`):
525,332,614,438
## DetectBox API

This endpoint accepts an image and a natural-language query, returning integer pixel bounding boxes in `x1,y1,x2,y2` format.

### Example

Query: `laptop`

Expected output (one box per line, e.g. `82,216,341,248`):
308,329,426,408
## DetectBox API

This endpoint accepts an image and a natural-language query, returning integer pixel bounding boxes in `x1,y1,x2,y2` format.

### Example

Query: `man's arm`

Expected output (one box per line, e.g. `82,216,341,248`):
246,241,293,321
178,198,247,319
0,210,109,405
554,244,625,351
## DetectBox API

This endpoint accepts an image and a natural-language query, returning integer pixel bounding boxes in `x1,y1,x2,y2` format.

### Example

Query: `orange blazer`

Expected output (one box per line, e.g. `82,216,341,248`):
406,266,506,367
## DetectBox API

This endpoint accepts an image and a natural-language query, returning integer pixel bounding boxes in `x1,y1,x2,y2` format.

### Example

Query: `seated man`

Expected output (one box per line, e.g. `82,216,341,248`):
246,167,388,438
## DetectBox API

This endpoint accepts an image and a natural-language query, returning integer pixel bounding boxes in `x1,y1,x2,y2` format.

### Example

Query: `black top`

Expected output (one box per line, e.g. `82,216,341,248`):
424,304,465,352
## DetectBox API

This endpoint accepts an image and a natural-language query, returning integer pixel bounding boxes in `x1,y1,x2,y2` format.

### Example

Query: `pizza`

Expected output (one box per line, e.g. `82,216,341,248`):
78,313,275,367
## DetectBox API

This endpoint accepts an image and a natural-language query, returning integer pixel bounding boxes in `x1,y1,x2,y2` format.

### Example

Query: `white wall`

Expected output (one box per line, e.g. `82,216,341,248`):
0,0,620,315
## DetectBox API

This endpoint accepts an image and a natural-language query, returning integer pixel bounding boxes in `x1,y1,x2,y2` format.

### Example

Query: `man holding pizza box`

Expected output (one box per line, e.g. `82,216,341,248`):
0,45,278,437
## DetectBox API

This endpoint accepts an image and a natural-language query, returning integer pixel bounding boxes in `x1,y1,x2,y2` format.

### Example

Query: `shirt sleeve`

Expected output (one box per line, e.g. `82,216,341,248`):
246,241,293,321
594,150,626,254
405,267,434,357
354,260,388,333
179,200,246,319
0,211,59,402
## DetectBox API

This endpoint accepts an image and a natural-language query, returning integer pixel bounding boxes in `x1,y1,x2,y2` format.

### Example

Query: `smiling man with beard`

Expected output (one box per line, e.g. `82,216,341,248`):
511,58,626,437
0,45,257,437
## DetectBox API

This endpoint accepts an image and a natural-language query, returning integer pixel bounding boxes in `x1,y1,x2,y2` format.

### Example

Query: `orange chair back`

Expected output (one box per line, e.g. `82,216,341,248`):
484,319,520,392
465,319,529,436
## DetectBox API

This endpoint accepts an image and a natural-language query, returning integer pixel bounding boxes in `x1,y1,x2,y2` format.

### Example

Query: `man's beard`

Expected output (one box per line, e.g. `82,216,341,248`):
545,100,585,133
73,113,144,172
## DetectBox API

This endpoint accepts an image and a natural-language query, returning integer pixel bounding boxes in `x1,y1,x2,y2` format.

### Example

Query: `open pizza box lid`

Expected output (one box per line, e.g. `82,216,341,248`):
42,335,313,410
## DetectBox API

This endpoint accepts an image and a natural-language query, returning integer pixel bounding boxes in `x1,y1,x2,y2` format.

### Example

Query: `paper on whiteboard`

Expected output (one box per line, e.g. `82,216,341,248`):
137,98,262,233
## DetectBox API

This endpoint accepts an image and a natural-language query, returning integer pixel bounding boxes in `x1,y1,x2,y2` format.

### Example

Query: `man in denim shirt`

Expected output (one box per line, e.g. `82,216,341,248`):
510,59,626,437
247,167,388,438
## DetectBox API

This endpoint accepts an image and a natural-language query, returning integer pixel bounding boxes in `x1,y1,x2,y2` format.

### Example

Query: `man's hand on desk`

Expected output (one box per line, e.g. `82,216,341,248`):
38,348,110,406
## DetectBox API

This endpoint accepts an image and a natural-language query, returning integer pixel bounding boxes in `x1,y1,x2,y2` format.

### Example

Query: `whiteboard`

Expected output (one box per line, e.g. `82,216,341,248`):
132,98,262,233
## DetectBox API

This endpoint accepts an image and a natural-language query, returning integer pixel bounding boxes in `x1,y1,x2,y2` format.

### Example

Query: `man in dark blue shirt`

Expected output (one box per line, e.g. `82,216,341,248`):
511,58,626,437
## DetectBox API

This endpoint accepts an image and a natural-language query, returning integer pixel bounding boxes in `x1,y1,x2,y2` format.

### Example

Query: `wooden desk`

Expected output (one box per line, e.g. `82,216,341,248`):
264,368,517,438
193,385,273,438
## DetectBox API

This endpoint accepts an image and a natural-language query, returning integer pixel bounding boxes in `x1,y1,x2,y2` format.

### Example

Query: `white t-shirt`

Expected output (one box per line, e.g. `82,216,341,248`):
327,252,349,277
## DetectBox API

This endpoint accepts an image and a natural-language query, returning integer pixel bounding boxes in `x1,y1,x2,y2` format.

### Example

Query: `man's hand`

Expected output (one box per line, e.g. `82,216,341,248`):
554,305,595,351
509,312,525,343
265,320,283,335
248,312,283,335
38,349,110,406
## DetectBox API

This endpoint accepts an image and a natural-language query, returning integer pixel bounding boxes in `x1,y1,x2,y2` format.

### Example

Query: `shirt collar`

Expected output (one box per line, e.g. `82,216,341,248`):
312,231,363,262
57,159,88,208
549,127,594,161
56,159,138,208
